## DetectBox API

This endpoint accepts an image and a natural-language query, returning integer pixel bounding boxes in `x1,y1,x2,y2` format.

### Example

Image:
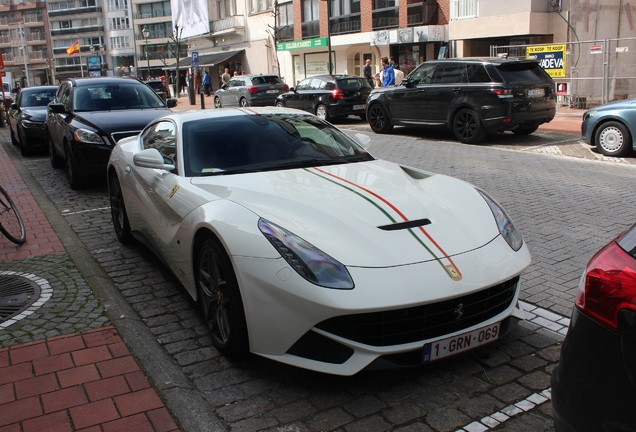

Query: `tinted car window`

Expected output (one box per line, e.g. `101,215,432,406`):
252,76,282,85
433,64,467,84
408,63,436,85
466,64,492,83
336,78,370,89
494,63,552,83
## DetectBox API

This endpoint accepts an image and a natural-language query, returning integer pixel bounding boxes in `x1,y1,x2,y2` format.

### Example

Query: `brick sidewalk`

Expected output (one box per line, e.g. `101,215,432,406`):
0,327,178,431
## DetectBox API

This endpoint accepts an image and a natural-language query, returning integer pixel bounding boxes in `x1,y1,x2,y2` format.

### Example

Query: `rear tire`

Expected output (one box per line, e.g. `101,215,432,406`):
453,108,487,144
275,101,284,108
367,103,394,134
214,97,222,108
316,104,331,122
595,121,632,157
196,236,249,358
64,144,82,190
239,98,248,107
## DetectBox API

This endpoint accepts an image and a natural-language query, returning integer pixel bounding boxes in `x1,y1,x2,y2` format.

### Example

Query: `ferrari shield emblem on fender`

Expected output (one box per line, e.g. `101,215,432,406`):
445,264,462,281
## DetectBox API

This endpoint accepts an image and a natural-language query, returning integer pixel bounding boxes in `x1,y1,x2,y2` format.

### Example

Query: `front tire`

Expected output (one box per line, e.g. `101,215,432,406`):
239,98,248,107
196,236,248,358
64,144,81,190
108,172,131,243
214,97,222,108
275,101,284,108
367,103,394,134
49,137,64,168
453,108,487,144
595,121,632,157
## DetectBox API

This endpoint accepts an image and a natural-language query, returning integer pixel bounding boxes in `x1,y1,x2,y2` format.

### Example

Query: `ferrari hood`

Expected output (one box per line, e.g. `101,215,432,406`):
191,160,506,268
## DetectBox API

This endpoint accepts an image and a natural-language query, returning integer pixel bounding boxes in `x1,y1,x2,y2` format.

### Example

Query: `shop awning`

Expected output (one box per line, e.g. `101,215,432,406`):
170,49,244,69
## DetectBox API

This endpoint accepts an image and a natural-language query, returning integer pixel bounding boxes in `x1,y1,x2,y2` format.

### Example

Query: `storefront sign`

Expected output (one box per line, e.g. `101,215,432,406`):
277,38,328,51
526,44,566,78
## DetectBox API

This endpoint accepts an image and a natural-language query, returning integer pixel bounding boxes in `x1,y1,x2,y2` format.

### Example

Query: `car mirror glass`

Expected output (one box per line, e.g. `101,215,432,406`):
353,133,371,148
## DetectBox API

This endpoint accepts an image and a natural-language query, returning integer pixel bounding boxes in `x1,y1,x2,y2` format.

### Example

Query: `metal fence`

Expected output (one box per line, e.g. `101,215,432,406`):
490,37,636,109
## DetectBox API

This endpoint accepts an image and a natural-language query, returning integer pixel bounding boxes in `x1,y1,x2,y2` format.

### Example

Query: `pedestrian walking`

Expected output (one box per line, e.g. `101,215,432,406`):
381,57,395,87
390,58,404,86
221,67,231,86
363,59,374,88
168,72,176,97
202,70,211,96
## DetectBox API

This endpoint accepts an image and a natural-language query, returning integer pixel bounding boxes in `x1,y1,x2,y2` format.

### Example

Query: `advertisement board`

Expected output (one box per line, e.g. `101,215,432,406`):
526,44,566,78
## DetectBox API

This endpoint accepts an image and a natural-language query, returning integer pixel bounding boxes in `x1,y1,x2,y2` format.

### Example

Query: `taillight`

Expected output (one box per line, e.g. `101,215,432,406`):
576,240,636,331
491,88,513,98
248,86,259,94
331,89,344,100
284,84,289,91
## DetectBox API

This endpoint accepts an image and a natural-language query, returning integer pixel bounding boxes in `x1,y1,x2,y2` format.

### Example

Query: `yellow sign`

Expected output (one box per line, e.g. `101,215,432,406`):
526,45,566,78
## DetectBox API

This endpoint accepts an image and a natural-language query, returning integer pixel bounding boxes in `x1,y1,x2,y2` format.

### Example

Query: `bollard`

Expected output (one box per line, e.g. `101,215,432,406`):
200,92,205,109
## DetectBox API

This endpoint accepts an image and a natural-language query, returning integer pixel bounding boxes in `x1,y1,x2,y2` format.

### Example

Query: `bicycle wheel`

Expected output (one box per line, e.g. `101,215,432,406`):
0,186,26,245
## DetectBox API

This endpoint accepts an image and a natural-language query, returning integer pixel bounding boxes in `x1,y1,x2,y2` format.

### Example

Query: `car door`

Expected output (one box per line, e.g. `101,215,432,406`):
225,77,245,106
284,78,310,110
389,63,436,123
47,82,71,154
427,63,468,124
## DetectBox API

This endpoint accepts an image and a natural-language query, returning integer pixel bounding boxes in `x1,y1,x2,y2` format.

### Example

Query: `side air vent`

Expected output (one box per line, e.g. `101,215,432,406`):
378,218,431,231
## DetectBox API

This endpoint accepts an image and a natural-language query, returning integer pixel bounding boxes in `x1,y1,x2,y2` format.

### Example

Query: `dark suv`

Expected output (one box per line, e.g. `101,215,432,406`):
46,76,177,189
366,57,556,143
213,74,288,108
275,75,372,122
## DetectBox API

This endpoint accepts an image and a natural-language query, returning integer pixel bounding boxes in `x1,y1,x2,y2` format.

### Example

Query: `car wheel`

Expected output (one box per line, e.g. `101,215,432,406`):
316,104,331,122
10,128,18,146
595,121,632,157
275,101,284,108
18,129,31,156
367,103,394,134
108,172,131,244
64,144,82,190
214,97,222,108
453,108,487,144
196,236,249,358
239,98,249,107
49,137,64,168
512,124,540,135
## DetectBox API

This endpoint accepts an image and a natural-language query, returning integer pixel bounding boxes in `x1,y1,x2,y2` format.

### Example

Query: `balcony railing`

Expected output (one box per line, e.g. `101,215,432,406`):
276,25,293,42
372,11,399,30
51,25,101,36
134,8,171,19
211,15,245,33
301,20,318,39
331,14,361,35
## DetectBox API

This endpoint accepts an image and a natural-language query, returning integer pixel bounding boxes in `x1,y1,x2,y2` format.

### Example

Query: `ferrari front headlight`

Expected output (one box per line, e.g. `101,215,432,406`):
258,218,354,289
477,189,523,251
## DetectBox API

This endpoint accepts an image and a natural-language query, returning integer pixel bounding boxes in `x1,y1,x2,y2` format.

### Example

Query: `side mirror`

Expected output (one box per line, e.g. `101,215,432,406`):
10,102,17,110
133,148,175,171
166,98,178,108
47,102,67,114
353,133,371,148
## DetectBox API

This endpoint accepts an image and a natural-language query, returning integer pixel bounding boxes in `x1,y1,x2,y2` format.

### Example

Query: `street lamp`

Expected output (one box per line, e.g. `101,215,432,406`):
142,27,150,79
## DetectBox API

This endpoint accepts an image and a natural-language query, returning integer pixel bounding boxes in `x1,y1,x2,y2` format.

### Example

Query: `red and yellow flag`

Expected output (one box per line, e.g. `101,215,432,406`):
66,40,80,56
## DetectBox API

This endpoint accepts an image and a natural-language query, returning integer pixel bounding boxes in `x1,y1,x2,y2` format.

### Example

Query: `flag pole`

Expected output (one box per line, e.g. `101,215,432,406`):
80,53,84,77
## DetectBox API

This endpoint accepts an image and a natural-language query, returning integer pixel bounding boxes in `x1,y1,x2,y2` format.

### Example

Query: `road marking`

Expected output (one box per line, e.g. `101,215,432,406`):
61,206,110,216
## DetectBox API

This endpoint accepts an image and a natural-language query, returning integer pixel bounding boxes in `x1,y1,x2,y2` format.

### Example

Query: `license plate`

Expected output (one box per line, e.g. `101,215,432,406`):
353,104,366,110
422,322,500,363
266,89,279,94
527,88,545,97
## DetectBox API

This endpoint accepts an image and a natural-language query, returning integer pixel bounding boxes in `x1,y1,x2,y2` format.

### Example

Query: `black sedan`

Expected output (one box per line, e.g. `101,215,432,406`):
46,76,176,189
8,86,58,156
275,75,371,122
552,222,636,432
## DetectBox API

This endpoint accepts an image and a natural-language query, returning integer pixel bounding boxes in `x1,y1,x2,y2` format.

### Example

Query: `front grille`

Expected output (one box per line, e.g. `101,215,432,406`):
111,131,140,143
315,276,519,347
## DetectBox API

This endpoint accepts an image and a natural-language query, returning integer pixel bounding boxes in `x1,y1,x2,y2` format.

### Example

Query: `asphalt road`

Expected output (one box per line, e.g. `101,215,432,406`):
3,124,635,432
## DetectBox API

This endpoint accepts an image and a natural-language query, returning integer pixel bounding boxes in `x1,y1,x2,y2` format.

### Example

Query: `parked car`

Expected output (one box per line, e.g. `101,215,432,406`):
107,106,531,375
7,85,57,156
46,76,177,189
144,79,171,100
581,98,636,157
275,74,372,122
366,57,557,143
552,222,636,431
213,74,288,108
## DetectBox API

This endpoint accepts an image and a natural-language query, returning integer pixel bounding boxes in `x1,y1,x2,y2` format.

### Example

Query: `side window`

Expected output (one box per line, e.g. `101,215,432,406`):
142,121,177,166
297,79,311,90
309,78,323,90
466,64,492,83
408,64,436,85
58,83,71,107
433,64,467,84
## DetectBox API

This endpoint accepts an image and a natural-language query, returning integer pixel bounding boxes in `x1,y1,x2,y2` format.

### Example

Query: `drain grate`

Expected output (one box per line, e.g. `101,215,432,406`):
0,274,41,324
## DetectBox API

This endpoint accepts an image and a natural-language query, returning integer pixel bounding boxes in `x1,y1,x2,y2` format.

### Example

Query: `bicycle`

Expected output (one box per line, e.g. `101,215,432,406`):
0,184,26,245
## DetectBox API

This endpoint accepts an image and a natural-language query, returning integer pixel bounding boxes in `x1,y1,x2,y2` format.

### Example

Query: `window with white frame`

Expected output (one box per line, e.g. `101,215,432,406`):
249,0,273,15
450,0,478,20
110,36,130,49
106,0,128,10
110,17,130,30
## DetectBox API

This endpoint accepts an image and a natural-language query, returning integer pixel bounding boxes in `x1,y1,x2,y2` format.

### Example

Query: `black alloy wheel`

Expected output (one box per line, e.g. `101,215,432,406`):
453,108,487,144
49,137,64,168
367,103,394,134
108,172,131,243
196,236,249,357
64,144,81,190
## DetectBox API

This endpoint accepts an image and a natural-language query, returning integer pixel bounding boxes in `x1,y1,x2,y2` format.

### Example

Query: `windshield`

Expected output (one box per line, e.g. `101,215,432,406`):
184,114,374,177
74,83,165,111
21,90,56,107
